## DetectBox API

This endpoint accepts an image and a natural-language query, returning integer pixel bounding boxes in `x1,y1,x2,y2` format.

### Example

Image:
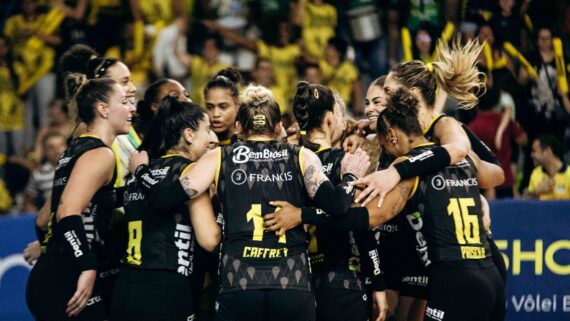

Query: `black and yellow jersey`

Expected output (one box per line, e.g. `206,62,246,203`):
403,143,491,266
122,154,196,277
216,140,310,292
42,135,116,267
308,147,366,291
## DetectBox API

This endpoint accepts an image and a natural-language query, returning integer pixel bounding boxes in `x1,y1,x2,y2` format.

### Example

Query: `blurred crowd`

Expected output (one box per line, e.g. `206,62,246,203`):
1,0,570,214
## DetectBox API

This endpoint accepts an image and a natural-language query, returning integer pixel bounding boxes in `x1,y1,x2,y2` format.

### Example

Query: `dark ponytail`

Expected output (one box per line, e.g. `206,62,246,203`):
139,97,205,159
292,81,335,151
135,79,171,135
376,88,423,138
59,44,99,77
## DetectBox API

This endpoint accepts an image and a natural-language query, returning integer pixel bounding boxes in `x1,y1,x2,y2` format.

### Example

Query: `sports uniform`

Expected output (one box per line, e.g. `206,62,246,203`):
111,154,197,321
26,135,115,321
309,147,384,321
424,114,508,284
374,148,429,298
403,143,505,321
215,140,314,321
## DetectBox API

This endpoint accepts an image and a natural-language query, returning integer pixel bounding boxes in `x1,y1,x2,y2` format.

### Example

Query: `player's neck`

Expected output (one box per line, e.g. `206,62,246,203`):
308,128,331,150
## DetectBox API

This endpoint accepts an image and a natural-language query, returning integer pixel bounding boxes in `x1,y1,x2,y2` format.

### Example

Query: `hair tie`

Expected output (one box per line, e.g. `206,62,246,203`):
94,59,115,78
253,114,266,126
215,75,230,82
313,88,319,99
425,63,434,73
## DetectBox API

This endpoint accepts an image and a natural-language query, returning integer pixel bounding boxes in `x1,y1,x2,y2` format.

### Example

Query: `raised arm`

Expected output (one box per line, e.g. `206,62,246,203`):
301,147,369,215
202,20,258,52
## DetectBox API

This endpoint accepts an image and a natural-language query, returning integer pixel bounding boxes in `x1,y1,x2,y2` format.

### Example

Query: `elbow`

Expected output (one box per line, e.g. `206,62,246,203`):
448,144,470,164
200,230,221,252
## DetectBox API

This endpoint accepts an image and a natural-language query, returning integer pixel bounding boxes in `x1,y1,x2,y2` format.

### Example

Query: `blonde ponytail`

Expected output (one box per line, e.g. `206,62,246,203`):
431,37,486,109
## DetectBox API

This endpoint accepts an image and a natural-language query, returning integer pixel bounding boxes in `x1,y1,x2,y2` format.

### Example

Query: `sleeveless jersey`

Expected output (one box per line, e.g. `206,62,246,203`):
216,140,310,292
403,143,491,266
308,147,364,291
43,135,116,267
122,155,196,277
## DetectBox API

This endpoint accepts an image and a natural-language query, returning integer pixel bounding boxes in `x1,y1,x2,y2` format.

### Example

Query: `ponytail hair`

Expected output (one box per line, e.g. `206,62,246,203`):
59,44,99,77
292,81,335,151
204,67,241,102
376,88,423,138
238,84,281,136
391,37,486,109
135,79,171,135
139,97,205,159
64,73,116,125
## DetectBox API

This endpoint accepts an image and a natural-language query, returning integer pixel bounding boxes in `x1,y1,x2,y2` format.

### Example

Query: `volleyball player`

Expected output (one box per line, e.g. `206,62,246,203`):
111,97,221,321
129,83,370,321
266,89,506,321
26,74,135,320
291,81,387,321
354,38,505,208
358,38,508,286
204,68,241,146
364,75,430,321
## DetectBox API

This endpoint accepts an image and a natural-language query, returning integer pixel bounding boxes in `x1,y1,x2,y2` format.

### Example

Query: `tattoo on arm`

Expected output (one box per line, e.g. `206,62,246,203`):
390,182,411,216
304,164,327,198
180,176,198,199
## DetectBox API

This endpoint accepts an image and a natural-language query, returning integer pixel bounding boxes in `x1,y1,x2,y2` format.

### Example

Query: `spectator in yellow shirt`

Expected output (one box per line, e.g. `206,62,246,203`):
526,135,570,200
0,35,26,156
294,0,337,58
4,0,62,153
176,34,229,107
319,37,363,116
251,58,289,116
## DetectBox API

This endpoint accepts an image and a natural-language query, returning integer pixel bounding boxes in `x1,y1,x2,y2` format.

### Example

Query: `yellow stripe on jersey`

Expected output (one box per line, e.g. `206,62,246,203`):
423,114,443,135
111,142,122,187
161,154,182,158
409,176,420,200
79,134,101,139
214,148,222,189
299,147,305,177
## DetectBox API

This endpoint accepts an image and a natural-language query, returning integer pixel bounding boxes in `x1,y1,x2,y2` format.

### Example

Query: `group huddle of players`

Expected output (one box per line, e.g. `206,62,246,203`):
24,38,506,321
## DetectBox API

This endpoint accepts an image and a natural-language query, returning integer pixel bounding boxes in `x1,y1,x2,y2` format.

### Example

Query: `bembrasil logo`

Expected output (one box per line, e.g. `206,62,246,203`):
232,146,288,163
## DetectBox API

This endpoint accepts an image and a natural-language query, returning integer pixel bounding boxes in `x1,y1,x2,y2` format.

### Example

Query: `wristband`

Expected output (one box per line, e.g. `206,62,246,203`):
134,164,160,190
57,215,96,271
393,146,451,179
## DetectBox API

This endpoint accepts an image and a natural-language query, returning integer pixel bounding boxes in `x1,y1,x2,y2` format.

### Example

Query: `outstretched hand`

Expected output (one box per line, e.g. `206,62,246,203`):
352,166,401,207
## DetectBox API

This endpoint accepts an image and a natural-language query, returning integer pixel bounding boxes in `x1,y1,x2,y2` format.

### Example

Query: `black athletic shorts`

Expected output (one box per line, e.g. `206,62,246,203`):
111,268,194,321
26,255,107,321
216,289,315,321
314,288,369,321
379,228,429,298
425,258,505,321
399,246,429,300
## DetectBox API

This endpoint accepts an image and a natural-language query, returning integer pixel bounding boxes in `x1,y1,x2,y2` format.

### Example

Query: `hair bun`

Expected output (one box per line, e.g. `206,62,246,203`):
240,83,274,107
216,67,242,84
386,88,419,117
